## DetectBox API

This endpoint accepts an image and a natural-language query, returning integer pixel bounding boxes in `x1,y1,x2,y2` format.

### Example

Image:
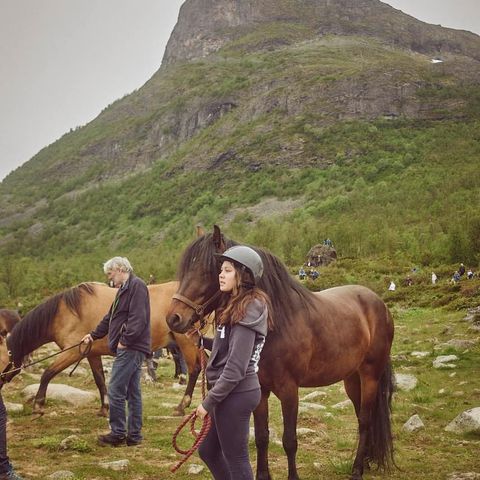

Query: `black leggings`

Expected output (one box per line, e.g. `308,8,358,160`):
199,389,261,480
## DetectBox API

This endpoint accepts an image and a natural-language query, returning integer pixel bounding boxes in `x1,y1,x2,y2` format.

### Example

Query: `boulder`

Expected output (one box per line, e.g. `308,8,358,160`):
445,407,480,434
22,384,96,406
306,244,337,267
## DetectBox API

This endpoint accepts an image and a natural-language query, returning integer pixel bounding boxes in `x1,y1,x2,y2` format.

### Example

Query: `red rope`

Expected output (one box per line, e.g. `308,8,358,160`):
170,345,211,473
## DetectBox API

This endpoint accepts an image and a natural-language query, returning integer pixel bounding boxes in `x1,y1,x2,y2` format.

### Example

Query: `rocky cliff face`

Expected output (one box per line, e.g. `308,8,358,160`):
162,0,480,66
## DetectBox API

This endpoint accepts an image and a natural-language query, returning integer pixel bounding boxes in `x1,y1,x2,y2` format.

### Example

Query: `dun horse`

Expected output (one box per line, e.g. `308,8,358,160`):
166,226,395,480
0,282,201,416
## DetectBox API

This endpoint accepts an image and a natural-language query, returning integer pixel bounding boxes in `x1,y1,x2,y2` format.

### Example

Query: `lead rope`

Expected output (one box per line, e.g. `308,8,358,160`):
170,340,211,473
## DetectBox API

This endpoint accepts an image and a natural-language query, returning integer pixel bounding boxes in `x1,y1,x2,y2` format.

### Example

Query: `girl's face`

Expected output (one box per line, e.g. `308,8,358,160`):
219,261,238,292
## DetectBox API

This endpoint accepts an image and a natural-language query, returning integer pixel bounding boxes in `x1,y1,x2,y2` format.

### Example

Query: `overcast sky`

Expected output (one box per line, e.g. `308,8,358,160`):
1,0,479,182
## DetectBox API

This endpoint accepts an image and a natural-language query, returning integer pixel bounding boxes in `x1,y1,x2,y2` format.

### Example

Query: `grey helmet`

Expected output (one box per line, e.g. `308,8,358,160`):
216,246,264,282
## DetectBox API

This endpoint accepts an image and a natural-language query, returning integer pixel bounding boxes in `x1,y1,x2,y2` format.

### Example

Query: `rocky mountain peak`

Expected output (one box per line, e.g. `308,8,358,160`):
162,0,480,66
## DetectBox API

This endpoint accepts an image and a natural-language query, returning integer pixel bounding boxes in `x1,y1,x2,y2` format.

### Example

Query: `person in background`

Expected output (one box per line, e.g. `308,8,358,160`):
458,263,466,276
194,246,273,480
82,256,151,447
298,267,306,280
431,272,438,285
467,269,474,280
388,281,396,291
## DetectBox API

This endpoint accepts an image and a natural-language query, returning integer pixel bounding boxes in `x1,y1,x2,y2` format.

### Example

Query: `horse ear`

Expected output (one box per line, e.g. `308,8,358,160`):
196,224,205,237
213,225,225,252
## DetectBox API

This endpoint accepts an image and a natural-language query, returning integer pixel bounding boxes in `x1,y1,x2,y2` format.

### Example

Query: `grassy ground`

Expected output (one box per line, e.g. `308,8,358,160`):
3,305,480,479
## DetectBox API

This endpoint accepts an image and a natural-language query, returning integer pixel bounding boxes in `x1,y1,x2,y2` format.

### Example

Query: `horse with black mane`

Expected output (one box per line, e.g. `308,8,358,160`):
0,282,201,416
166,225,395,480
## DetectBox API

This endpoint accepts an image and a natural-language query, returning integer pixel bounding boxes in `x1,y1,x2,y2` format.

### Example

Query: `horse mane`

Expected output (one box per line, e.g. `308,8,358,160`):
179,233,317,328
8,282,97,365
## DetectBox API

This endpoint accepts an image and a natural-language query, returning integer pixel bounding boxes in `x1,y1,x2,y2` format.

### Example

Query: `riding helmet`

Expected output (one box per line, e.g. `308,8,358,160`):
216,246,264,282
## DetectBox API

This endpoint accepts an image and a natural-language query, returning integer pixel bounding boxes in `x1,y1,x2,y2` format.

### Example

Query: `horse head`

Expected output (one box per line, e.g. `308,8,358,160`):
167,225,230,333
0,334,22,388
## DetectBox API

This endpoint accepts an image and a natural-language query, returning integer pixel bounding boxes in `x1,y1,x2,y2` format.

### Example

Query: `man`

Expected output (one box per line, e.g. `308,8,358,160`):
82,257,151,447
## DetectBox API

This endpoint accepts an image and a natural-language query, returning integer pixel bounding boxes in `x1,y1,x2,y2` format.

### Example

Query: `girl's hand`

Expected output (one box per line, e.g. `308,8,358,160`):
196,404,208,419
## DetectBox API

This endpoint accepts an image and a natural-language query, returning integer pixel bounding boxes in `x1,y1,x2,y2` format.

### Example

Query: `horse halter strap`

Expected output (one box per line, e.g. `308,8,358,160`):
172,290,222,320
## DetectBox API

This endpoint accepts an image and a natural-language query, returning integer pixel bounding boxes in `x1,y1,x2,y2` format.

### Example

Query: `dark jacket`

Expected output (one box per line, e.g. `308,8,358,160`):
90,274,151,356
202,298,268,412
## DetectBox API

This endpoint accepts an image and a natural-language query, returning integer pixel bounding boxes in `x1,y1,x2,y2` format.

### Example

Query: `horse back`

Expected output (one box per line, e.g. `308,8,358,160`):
259,284,393,389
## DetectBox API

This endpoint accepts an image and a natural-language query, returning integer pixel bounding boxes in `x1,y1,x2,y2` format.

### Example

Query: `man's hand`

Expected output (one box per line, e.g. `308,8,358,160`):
81,333,93,344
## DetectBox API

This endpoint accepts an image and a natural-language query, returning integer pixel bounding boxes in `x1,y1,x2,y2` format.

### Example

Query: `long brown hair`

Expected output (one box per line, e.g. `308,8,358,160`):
217,264,274,330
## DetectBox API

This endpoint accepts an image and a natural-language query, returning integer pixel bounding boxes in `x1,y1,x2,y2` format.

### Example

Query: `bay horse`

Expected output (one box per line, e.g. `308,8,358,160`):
166,226,395,480
0,282,201,416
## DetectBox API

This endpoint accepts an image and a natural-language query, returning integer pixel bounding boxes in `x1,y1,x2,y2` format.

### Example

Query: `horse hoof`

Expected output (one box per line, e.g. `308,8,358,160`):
172,406,185,417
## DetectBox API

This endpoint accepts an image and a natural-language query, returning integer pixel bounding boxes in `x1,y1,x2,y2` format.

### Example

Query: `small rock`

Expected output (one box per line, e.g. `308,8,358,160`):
4,402,23,413
433,355,458,369
188,464,204,474
296,428,317,437
446,473,480,480
60,435,80,450
402,414,424,432
301,391,327,401
395,373,418,391
411,351,430,358
47,471,75,480
332,400,352,410
99,459,129,471
299,402,326,411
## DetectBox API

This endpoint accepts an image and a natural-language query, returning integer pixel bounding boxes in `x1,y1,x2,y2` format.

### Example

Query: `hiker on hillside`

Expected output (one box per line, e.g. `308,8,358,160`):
458,263,466,276
451,271,461,284
467,269,474,280
431,272,438,285
298,267,306,280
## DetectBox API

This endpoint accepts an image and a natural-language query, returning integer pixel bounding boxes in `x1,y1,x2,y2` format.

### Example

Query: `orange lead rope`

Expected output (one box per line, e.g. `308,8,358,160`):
171,344,211,473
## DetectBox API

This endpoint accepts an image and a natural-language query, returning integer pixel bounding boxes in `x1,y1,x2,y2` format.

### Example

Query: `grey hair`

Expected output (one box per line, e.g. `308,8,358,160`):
103,257,133,274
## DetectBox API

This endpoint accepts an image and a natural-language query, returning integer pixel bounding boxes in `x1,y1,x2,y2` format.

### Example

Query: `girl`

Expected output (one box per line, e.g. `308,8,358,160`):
195,245,273,480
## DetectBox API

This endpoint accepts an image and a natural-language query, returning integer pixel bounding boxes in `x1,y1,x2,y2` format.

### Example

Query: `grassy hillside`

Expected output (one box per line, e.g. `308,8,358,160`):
1,35,480,308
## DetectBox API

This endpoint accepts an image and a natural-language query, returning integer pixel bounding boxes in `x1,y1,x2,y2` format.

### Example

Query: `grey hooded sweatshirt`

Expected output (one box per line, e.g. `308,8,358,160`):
202,298,268,413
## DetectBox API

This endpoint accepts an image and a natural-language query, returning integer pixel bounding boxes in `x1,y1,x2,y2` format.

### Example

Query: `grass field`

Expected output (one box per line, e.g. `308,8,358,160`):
3,306,480,479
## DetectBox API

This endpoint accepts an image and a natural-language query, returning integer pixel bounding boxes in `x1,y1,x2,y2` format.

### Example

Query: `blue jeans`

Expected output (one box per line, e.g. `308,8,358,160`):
108,349,145,442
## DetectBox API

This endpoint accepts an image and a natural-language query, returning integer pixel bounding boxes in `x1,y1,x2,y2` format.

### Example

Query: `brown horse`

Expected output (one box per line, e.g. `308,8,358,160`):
166,226,395,480
0,309,21,335
0,282,201,416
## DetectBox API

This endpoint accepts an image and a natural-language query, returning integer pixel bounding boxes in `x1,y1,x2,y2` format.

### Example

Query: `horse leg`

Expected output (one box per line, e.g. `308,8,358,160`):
33,350,82,414
254,388,271,480
347,370,379,480
86,355,108,417
278,381,300,480
173,355,200,416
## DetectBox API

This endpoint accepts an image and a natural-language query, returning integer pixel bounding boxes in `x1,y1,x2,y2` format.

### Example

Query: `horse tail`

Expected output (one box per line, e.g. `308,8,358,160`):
366,357,395,471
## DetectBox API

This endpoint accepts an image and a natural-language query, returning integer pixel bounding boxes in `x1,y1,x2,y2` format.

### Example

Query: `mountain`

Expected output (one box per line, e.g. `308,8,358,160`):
163,0,480,65
1,0,480,306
